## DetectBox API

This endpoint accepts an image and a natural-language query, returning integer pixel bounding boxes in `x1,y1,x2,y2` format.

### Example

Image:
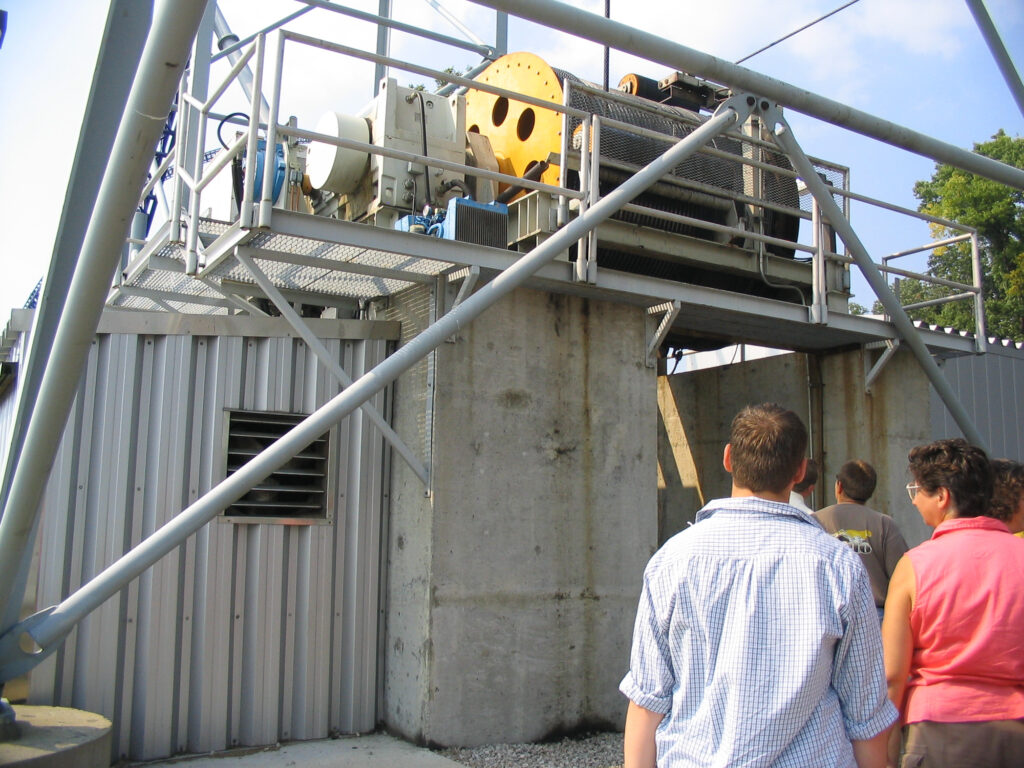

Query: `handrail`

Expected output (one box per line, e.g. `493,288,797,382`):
143,0,986,346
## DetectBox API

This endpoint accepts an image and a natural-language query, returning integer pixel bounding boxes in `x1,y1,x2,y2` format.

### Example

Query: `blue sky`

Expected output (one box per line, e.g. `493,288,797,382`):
0,0,1022,319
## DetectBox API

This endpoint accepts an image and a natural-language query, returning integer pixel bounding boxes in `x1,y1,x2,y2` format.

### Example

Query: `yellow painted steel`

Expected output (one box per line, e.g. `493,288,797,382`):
465,52,567,194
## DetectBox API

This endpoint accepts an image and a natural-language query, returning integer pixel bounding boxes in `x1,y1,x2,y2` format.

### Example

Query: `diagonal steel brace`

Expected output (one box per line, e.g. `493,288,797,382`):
0,92,754,682
763,102,988,450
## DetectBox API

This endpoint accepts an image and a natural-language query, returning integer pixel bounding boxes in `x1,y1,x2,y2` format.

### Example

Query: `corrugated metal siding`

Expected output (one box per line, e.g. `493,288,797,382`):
0,327,28,480
26,330,392,762
931,345,1024,458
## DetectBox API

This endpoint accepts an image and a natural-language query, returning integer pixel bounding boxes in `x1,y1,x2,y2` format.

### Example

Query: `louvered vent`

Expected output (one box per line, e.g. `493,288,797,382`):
222,410,332,524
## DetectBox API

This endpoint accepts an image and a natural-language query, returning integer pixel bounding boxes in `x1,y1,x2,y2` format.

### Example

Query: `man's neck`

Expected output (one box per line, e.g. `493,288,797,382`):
732,485,791,503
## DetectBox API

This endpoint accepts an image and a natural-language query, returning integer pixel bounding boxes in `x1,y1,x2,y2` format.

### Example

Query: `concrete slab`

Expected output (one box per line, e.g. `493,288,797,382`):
126,734,466,768
0,705,111,768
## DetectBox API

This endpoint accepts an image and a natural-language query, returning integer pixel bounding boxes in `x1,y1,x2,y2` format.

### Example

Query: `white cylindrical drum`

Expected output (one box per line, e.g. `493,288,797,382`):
306,111,370,195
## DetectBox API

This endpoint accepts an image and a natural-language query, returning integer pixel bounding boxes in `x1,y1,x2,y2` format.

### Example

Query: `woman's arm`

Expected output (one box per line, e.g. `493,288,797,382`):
881,554,916,767
623,701,664,768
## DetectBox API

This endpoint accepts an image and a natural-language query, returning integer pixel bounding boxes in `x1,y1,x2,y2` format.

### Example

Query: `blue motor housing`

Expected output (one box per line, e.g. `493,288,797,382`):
253,139,286,202
395,198,508,249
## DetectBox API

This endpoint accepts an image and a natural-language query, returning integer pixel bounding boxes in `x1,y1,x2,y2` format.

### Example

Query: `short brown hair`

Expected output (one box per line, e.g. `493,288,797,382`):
729,404,808,494
990,458,1024,523
908,438,992,519
837,460,877,504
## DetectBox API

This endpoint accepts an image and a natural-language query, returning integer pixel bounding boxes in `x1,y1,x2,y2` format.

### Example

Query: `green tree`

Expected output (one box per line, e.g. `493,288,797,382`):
896,130,1024,341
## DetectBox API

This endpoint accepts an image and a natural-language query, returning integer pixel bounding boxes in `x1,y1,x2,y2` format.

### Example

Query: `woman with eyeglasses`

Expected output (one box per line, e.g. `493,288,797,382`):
882,439,1024,767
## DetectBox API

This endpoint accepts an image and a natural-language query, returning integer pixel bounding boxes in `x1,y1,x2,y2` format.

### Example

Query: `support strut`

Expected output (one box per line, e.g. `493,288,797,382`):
765,105,988,450
0,94,754,683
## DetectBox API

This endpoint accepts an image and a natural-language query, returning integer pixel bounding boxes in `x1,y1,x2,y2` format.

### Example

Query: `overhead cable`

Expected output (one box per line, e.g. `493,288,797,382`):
735,0,861,65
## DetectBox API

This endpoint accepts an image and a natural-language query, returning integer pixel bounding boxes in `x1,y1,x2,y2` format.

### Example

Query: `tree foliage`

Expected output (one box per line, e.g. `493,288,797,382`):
897,130,1024,341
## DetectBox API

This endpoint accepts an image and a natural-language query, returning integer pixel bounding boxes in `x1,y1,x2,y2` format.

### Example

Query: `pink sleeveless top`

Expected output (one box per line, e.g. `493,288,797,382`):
904,516,1024,723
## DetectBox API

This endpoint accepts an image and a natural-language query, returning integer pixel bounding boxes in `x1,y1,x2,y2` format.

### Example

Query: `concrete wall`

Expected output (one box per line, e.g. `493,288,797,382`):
818,347,934,546
657,347,933,547
657,353,813,542
384,286,657,746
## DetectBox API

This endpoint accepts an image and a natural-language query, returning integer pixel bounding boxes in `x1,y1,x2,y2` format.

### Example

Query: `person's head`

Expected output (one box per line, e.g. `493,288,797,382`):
726,403,807,496
835,460,877,504
793,458,818,497
907,438,992,525
990,458,1024,533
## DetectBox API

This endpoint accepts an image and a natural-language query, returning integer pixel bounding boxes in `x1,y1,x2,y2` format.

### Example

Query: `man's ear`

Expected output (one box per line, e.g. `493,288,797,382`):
723,443,733,473
792,457,808,487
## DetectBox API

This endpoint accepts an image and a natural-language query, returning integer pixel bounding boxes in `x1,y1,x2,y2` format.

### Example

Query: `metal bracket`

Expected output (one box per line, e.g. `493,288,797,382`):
235,249,430,485
445,265,481,343
646,300,681,368
864,339,899,395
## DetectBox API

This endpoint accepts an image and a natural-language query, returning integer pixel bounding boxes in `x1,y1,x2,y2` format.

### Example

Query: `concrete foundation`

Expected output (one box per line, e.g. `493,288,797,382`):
0,706,111,767
383,286,656,746
657,346,934,546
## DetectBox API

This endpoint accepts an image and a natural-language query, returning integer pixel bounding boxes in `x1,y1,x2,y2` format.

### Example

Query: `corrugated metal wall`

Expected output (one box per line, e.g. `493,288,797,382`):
931,342,1024,459
23,324,394,762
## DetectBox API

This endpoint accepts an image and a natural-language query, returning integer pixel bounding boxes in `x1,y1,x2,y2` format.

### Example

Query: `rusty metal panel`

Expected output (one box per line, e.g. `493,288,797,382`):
930,343,1024,459
25,321,394,762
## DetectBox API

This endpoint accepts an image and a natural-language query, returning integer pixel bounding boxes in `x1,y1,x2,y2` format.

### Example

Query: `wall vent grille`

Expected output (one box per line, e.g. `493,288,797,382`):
222,410,332,524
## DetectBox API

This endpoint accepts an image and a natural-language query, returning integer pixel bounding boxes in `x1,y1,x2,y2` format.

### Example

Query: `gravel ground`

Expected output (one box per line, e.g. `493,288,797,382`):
440,732,623,768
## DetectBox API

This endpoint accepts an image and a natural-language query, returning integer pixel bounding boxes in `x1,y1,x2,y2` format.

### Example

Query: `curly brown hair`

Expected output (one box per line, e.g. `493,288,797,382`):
907,438,992,519
990,459,1024,523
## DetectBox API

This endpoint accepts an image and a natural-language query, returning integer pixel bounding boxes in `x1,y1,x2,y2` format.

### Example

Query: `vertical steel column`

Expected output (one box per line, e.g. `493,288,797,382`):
258,31,286,228
965,0,1024,119
0,0,151,633
494,11,508,56
969,233,988,354
0,0,213,632
770,108,988,450
374,0,391,95
0,96,750,682
240,34,267,229
809,199,827,323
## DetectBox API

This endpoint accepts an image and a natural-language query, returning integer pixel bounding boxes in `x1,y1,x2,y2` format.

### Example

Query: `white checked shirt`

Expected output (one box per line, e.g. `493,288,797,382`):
620,496,897,767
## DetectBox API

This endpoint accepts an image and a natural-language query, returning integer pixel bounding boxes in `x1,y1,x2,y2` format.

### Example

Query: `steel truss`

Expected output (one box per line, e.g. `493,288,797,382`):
2,0,1021,688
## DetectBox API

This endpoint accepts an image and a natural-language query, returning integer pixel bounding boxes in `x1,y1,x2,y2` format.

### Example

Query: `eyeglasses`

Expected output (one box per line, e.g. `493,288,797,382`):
906,482,922,501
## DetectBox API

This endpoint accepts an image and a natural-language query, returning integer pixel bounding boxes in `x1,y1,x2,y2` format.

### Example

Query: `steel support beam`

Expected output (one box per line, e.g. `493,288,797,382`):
769,108,988,450
0,1,151,638
235,250,430,484
0,95,750,683
965,0,1024,120
0,0,212,631
467,0,1024,191
213,5,271,116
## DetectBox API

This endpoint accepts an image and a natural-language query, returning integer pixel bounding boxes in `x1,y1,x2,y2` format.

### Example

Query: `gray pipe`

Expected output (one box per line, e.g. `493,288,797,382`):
0,0,212,630
0,0,151,633
771,112,988,450
213,5,272,116
467,0,1024,191
0,98,749,681
965,0,1024,120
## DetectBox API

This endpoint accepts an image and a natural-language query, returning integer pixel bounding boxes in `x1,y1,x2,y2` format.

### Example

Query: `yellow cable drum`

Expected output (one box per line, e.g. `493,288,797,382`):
465,52,574,191
465,52,800,257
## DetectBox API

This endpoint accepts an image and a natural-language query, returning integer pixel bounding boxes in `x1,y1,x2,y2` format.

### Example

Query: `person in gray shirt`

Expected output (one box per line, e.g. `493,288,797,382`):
814,460,908,617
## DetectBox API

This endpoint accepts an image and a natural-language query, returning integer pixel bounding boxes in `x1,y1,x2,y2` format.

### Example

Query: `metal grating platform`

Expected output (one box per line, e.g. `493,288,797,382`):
110,214,459,315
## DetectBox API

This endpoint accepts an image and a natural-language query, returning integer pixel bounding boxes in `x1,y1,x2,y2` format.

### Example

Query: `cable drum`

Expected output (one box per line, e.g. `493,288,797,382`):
464,52,800,258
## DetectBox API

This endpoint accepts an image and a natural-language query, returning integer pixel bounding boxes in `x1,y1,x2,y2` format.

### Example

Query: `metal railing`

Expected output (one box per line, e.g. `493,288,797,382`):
132,0,986,355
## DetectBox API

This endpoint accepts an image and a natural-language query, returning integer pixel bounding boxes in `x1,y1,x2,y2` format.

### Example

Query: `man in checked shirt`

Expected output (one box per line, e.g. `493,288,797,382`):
620,403,896,767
